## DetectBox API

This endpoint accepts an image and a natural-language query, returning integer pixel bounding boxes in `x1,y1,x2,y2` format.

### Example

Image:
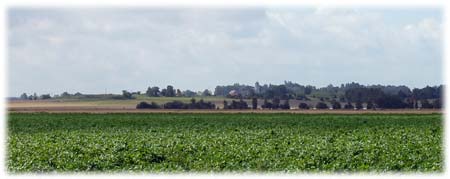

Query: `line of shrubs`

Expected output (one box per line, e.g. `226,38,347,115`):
136,98,216,109
138,98,442,110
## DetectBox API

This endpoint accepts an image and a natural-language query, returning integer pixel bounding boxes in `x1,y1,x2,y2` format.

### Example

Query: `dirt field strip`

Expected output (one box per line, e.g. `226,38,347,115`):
7,106,442,114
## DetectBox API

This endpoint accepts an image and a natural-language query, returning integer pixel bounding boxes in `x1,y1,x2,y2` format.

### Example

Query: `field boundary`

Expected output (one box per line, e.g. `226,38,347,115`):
7,107,443,114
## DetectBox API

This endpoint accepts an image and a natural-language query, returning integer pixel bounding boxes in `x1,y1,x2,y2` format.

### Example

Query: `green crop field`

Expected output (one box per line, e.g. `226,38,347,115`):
7,113,443,173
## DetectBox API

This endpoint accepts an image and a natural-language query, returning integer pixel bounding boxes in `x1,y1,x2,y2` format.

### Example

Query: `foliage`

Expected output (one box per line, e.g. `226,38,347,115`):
136,102,161,109
298,103,310,109
331,100,341,109
315,102,329,109
8,113,443,172
280,99,290,109
122,90,133,99
226,99,249,110
252,98,258,109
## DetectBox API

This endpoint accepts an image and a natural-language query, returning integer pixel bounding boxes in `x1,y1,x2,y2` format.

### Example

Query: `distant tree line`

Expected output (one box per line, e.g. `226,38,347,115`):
19,81,443,109
145,85,211,98
136,98,215,109
214,81,443,109
19,93,53,100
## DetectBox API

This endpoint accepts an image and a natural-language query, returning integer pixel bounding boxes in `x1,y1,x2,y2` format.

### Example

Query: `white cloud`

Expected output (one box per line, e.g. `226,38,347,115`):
8,8,442,96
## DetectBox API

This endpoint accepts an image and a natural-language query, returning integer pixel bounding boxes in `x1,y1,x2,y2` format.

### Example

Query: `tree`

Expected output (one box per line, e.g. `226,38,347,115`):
32,93,37,100
261,98,272,109
272,98,280,109
432,99,442,109
239,99,249,109
122,90,133,99
202,89,212,96
355,100,363,110
183,90,196,97
375,95,407,109
20,93,28,100
331,100,341,109
223,100,228,109
405,98,414,109
252,98,258,109
188,98,197,109
366,101,374,109
298,103,309,109
152,87,160,96
166,85,175,97
40,94,51,100
61,92,70,97
160,89,167,96
164,100,187,109
176,89,182,97
280,99,290,109
344,102,354,109
420,99,433,109
315,102,329,109
146,87,159,97
136,101,160,109
227,99,249,109
304,86,312,95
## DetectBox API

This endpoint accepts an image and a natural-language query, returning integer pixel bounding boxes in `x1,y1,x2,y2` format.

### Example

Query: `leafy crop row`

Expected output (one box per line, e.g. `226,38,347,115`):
7,113,442,172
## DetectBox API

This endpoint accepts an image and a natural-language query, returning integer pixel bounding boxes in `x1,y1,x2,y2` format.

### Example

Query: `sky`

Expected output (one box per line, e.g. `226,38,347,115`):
8,7,443,96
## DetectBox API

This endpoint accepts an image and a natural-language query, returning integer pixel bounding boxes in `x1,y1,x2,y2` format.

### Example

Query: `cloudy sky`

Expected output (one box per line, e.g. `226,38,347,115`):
8,7,442,96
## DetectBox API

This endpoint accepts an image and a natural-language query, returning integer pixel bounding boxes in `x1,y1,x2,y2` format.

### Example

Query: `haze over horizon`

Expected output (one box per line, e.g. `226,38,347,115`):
8,7,442,96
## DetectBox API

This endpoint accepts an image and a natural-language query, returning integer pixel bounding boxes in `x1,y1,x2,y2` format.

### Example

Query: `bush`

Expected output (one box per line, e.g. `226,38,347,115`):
164,101,188,109
136,102,160,109
331,101,341,109
432,99,442,109
366,101,375,109
315,102,329,109
375,95,408,109
355,101,363,110
298,103,310,109
227,99,249,110
261,99,272,109
344,102,354,109
162,99,216,109
280,100,290,109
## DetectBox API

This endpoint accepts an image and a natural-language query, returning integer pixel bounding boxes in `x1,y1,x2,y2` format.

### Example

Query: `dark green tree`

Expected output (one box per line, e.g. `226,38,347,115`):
166,85,175,97
298,103,309,109
344,102,354,109
261,98,272,109
202,89,212,96
331,100,341,109
366,101,374,109
176,89,182,97
122,90,133,99
432,99,442,109
223,100,228,109
315,102,328,109
355,100,363,110
280,99,290,109
61,92,70,97
421,99,433,109
40,94,51,100
272,98,280,109
20,93,28,100
252,97,257,109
